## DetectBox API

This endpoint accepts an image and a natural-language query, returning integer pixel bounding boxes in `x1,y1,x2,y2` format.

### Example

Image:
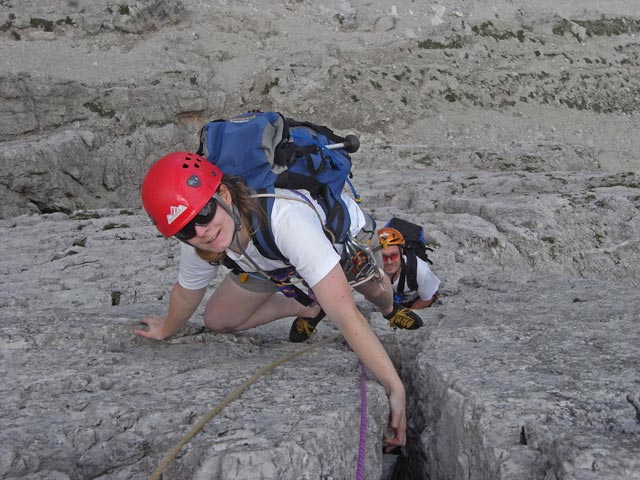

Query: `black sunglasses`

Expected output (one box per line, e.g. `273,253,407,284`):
174,196,218,241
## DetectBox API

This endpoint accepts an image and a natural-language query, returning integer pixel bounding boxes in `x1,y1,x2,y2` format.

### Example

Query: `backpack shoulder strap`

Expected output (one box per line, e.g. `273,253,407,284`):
402,250,419,292
251,191,287,262
250,189,336,262
222,254,242,274
397,256,407,295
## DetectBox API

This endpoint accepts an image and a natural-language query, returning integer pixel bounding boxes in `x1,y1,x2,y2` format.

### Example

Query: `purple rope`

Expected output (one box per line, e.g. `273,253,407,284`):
355,360,368,480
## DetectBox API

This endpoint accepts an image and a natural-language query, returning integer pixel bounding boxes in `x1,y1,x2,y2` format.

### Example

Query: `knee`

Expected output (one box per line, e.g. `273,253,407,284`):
359,277,391,301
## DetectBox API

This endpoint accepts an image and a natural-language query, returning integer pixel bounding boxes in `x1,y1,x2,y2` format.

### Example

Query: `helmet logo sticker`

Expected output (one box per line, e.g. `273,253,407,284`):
167,204,188,225
187,174,201,187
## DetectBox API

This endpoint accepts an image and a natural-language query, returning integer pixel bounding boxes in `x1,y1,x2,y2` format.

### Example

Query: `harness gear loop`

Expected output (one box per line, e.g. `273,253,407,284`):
342,231,384,288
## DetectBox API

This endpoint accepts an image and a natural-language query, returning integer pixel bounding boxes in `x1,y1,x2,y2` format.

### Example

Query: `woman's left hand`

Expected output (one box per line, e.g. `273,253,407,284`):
134,315,171,340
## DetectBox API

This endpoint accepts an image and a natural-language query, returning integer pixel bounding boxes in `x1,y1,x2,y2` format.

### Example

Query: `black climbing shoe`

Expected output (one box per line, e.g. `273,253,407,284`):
289,309,326,342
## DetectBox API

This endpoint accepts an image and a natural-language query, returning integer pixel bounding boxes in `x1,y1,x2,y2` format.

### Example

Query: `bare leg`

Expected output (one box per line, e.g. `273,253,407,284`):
203,275,320,332
354,268,394,316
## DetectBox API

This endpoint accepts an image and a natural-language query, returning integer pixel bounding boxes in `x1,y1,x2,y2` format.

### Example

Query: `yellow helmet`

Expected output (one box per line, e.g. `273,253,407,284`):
378,227,405,249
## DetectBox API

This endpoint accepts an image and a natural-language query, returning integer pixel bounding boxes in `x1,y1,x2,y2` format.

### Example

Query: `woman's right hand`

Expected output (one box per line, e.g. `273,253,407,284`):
134,316,170,340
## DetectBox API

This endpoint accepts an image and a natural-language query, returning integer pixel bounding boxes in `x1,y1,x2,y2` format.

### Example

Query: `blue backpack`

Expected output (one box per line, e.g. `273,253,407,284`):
196,110,360,262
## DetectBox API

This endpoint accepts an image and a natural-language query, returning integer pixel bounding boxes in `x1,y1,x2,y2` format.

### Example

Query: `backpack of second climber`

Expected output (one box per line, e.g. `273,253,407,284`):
385,217,434,293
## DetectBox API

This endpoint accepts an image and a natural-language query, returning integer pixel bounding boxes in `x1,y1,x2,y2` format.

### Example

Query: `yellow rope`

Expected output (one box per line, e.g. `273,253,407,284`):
149,333,343,480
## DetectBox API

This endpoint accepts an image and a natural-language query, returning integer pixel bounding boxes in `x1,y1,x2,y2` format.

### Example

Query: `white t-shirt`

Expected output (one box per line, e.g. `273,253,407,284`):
177,189,366,290
391,254,441,305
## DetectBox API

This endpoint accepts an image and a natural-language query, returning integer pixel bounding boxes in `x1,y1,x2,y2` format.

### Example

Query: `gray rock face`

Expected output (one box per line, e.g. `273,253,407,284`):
0,212,389,479
385,277,640,480
2,0,640,217
1,0,639,479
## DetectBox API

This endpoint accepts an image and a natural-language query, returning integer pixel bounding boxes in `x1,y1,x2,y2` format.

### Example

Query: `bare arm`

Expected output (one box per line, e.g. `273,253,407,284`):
134,282,205,340
312,264,406,450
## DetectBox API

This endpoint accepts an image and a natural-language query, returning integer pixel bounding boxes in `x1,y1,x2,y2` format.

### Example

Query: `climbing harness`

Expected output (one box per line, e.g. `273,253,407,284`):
149,333,371,480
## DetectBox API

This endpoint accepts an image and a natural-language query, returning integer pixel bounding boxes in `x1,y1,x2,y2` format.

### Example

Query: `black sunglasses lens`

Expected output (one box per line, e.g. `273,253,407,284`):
193,198,217,225
174,198,217,241
175,224,196,241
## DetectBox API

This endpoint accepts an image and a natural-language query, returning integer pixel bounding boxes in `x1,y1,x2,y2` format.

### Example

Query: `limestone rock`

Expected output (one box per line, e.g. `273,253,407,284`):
1,0,640,479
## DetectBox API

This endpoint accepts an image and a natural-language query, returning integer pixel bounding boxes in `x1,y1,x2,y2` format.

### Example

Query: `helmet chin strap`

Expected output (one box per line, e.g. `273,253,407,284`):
211,194,243,250
212,195,242,230
231,204,243,232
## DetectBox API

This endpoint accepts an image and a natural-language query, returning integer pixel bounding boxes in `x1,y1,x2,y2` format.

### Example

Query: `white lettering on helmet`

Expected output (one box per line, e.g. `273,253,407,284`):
167,205,188,224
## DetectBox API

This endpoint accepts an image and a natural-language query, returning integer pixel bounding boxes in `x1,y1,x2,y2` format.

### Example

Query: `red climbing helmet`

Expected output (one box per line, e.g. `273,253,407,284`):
141,151,223,237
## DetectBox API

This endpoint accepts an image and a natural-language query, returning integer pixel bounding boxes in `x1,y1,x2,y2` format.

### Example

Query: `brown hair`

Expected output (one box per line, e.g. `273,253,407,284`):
195,175,267,264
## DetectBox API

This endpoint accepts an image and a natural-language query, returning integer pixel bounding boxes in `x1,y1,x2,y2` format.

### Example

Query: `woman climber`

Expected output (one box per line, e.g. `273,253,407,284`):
135,150,426,450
